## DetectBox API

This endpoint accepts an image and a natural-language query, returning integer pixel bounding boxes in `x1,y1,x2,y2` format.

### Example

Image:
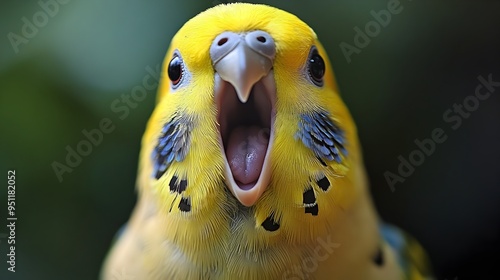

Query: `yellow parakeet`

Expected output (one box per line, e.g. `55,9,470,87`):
101,3,432,280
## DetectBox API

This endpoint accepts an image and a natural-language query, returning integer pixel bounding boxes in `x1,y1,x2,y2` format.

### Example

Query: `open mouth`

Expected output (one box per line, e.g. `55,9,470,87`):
215,72,276,206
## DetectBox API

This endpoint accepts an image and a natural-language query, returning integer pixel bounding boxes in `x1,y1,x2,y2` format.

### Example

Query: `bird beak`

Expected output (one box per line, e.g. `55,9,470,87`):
211,31,277,207
211,31,275,103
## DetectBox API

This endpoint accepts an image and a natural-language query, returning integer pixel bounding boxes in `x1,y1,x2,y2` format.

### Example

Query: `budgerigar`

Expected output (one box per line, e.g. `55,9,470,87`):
101,3,432,280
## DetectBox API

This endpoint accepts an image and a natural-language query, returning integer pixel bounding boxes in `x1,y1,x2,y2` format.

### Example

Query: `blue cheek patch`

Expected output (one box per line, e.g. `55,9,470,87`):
295,111,347,164
152,113,193,179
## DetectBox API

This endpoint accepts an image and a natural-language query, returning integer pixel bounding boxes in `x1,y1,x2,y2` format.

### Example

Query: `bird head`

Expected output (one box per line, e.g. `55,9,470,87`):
144,4,364,223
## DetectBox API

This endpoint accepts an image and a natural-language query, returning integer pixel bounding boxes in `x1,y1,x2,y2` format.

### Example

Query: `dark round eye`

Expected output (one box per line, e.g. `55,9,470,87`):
168,56,183,86
308,50,325,86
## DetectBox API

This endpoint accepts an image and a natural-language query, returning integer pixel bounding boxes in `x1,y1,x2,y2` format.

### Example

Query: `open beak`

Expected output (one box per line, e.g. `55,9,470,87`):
210,31,276,207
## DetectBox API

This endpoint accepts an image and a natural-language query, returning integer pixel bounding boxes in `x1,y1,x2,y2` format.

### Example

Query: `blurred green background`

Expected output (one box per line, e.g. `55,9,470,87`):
0,0,499,279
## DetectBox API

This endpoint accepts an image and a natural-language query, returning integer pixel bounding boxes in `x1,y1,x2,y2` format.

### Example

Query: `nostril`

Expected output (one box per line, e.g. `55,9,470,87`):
244,31,275,60
210,31,275,65
210,32,241,64
218,37,228,46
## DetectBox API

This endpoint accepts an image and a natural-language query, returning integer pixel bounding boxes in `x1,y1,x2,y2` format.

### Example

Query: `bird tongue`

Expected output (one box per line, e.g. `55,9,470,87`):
226,125,269,189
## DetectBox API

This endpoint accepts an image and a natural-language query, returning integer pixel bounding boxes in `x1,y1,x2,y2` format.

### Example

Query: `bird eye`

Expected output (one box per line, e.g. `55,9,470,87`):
307,48,325,86
168,55,183,87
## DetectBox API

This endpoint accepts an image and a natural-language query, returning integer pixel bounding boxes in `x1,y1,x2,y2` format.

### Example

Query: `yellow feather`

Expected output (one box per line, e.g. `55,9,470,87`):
102,3,432,279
